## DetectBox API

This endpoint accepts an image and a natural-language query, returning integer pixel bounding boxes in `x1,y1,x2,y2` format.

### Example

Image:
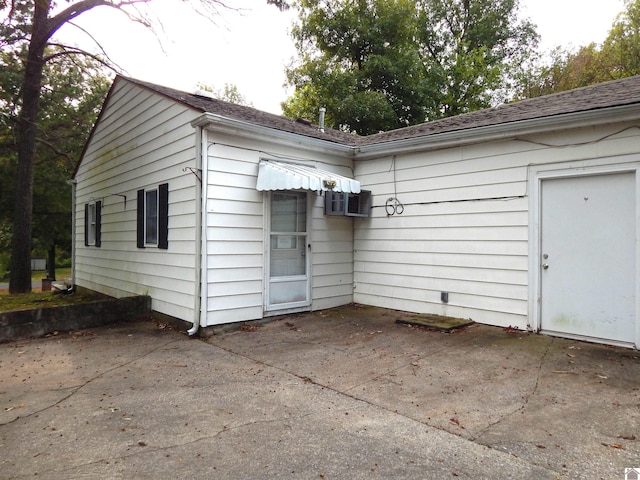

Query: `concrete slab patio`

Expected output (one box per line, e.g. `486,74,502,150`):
1,304,638,479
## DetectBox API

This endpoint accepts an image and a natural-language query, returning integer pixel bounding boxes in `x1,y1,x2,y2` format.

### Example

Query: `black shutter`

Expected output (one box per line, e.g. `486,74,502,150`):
137,189,145,248
158,183,169,250
84,204,89,246
95,201,102,247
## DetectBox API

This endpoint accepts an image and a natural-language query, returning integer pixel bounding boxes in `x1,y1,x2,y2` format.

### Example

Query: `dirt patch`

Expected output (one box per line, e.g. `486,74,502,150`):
0,290,111,313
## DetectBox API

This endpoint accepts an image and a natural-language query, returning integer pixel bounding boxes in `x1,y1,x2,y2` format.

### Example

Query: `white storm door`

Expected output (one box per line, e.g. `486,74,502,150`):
266,192,311,311
540,172,636,345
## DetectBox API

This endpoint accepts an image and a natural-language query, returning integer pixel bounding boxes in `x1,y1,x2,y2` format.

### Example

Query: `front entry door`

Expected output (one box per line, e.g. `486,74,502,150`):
266,192,310,311
540,172,636,345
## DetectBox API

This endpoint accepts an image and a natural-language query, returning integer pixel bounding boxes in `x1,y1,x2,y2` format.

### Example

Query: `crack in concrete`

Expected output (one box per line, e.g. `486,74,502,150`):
17,414,314,479
470,337,554,443
209,337,562,478
0,338,182,427
343,343,452,394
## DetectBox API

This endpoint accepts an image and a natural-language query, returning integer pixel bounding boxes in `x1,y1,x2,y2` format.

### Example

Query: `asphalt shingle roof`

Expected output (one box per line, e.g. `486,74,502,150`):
362,75,640,145
124,74,640,148
122,76,355,145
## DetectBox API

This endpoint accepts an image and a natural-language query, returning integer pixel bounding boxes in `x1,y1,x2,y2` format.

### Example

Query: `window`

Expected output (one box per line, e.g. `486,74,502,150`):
137,183,168,249
325,190,345,216
271,193,306,250
324,190,371,217
84,201,101,247
145,189,158,245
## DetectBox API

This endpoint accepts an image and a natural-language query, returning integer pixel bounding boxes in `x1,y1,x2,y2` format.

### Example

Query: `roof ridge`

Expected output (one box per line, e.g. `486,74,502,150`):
117,75,358,145
118,74,640,148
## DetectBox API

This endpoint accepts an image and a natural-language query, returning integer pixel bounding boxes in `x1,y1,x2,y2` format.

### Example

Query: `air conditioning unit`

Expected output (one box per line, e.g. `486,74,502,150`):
324,190,372,217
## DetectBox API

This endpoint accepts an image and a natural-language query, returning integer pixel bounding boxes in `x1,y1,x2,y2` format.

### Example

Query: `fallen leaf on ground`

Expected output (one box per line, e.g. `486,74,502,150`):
602,442,625,449
449,418,464,428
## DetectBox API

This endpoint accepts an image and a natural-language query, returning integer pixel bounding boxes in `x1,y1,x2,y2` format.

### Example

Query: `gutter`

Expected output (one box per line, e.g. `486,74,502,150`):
187,126,208,336
191,113,354,157
355,103,640,160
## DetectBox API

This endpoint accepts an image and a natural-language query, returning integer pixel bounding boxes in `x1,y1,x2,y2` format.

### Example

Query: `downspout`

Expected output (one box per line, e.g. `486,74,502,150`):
67,179,77,290
187,126,207,336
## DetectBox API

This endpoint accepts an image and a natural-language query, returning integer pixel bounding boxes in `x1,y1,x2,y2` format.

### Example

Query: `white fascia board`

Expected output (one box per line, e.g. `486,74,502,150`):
354,103,640,160
191,112,354,156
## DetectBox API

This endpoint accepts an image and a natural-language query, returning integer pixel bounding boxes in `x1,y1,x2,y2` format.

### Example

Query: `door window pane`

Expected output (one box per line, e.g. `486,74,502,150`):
270,192,307,278
271,193,306,233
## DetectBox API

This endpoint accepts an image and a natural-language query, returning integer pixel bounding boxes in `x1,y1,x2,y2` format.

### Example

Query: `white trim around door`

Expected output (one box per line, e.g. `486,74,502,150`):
529,160,640,348
265,191,312,313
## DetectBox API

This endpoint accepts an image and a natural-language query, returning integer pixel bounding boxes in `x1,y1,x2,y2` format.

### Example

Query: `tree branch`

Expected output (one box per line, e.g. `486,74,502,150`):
44,42,123,74
35,137,75,171
46,0,154,40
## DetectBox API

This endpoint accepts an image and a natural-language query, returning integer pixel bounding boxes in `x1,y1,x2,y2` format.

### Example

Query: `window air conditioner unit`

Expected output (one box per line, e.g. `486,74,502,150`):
324,190,372,217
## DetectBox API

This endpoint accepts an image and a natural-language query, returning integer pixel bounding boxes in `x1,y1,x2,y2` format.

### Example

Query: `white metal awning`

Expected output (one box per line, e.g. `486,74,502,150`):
256,160,360,193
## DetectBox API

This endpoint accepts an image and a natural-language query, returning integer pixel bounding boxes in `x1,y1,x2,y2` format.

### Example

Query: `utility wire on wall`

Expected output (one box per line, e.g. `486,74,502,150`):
385,155,404,215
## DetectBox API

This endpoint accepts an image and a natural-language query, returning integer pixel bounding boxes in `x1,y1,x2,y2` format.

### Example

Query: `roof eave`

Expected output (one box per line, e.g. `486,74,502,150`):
354,103,640,160
192,112,355,156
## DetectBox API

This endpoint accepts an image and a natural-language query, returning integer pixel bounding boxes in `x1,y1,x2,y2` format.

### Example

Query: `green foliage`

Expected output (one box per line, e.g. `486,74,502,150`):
0,45,110,261
267,0,291,8
2,0,290,292
196,82,254,106
601,0,640,78
283,0,538,134
416,0,537,116
514,0,640,99
0,221,11,280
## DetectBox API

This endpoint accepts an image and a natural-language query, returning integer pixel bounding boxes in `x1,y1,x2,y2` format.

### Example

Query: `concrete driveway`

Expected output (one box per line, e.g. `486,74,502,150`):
1,305,638,479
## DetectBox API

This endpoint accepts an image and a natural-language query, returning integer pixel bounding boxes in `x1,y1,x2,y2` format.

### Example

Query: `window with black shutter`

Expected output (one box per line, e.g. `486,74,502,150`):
84,201,102,247
137,184,169,249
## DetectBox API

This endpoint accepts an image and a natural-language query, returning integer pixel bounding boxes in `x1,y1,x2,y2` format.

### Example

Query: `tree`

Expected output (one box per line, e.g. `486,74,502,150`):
1,0,288,293
513,45,604,99
196,82,254,106
282,0,538,134
283,0,431,134
599,0,640,79
416,0,537,117
0,46,110,280
514,0,640,99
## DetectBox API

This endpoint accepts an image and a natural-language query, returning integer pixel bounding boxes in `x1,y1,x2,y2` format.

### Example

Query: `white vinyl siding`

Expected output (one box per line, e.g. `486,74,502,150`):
74,79,200,321
202,140,354,326
353,122,640,329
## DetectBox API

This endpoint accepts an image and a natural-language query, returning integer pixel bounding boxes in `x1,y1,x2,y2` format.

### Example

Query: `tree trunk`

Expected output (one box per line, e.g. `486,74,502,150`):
9,1,50,293
47,243,56,280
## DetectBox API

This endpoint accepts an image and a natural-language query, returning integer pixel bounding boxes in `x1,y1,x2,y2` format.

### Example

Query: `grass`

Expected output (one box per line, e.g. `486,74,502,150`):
0,267,108,312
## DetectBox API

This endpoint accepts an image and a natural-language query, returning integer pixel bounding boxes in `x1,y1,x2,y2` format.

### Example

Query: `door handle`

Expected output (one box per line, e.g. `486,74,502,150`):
542,264,549,270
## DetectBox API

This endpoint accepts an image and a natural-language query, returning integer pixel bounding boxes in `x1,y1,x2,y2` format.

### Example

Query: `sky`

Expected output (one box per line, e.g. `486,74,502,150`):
54,0,626,115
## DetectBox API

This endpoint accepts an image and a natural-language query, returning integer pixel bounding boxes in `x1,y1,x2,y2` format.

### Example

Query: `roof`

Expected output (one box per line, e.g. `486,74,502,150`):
120,76,356,145
361,75,640,146
122,74,640,148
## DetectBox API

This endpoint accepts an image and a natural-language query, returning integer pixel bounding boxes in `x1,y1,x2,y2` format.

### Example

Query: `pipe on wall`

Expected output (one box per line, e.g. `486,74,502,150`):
187,126,207,336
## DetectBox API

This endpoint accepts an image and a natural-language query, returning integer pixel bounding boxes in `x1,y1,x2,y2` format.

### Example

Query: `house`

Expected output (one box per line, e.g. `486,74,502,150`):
73,75,640,347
